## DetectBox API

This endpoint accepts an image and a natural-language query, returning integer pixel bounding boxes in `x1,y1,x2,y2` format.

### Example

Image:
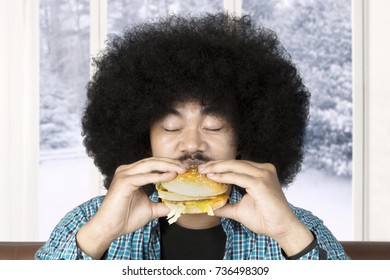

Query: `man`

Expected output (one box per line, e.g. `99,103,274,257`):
36,13,348,260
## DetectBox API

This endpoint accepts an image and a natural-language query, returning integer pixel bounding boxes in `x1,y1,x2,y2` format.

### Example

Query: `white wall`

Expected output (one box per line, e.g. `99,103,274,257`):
0,0,40,241
364,0,390,241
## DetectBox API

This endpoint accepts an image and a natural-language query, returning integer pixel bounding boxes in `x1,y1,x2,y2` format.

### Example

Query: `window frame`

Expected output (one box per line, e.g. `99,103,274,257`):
90,0,362,240
0,0,362,241
351,0,365,241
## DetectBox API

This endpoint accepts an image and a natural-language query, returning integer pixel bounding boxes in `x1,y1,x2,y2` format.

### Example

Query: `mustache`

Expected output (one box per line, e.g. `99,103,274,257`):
177,152,212,163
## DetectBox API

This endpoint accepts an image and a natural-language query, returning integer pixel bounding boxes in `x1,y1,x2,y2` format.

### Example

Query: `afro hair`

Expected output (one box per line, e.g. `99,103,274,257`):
82,13,310,189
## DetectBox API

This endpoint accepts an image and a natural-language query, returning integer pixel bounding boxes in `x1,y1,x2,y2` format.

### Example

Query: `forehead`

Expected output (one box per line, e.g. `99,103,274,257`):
163,101,227,120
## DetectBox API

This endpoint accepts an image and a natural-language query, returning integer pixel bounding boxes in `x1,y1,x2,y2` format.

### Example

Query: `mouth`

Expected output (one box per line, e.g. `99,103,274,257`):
181,160,207,168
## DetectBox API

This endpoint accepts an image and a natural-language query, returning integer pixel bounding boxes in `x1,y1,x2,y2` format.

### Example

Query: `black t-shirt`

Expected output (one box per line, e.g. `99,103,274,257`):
159,217,226,260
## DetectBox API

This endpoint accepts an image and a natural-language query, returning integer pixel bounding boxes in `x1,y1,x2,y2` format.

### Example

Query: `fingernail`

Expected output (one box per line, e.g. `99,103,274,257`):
198,165,205,172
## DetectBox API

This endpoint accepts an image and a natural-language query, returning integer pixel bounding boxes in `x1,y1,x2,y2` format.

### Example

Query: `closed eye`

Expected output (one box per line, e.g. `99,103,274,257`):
204,127,223,132
164,128,181,132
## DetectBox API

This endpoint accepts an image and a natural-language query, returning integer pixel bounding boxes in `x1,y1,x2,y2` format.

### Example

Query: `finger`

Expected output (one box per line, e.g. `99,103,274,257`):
116,157,188,176
213,203,237,221
199,160,275,177
120,157,187,173
207,173,268,201
246,162,277,173
134,157,188,169
151,202,170,219
117,171,179,190
206,172,259,193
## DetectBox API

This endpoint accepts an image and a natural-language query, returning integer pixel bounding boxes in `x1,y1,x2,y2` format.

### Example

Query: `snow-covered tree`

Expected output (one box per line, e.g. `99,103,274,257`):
40,0,352,177
108,0,222,35
40,0,89,150
244,0,352,177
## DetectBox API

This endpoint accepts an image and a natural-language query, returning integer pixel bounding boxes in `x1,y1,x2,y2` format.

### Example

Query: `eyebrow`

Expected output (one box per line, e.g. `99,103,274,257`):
164,106,213,117
164,108,182,117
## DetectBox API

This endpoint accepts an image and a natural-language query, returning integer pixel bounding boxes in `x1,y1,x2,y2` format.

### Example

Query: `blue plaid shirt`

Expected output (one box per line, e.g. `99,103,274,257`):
35,187,348,260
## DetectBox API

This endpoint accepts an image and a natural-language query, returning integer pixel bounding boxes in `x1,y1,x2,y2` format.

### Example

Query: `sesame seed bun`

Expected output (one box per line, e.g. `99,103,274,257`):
156,166,230,224
160,167,229,197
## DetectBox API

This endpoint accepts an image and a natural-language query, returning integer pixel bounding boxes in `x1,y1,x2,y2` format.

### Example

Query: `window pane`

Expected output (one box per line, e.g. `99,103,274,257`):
108,0,223,34
39,0,91,240
242,0,352,240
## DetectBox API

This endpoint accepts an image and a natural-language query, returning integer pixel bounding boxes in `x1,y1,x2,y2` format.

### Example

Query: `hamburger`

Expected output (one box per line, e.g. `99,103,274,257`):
156,166,230,224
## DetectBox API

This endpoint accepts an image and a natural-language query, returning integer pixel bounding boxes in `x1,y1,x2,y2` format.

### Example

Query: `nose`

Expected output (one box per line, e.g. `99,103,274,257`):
179,128,206,153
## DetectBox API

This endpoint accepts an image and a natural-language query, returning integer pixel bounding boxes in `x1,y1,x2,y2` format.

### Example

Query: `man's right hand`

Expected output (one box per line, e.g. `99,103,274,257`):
75,157,187,259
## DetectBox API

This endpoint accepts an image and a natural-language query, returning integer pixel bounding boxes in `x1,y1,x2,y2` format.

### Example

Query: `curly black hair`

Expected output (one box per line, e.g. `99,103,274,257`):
82,13,310,189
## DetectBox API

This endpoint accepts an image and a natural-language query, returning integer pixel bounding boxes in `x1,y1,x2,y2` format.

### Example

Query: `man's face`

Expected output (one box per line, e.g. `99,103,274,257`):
150,101,238,166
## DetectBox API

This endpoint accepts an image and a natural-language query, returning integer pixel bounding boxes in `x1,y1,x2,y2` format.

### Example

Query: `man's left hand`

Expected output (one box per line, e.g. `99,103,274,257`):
198,160,314,257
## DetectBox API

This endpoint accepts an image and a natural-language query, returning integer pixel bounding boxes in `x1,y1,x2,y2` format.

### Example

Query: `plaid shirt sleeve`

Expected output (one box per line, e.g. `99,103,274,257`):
289,204,350,260
35,196,104,260
36,188,349,260
225,188,349,260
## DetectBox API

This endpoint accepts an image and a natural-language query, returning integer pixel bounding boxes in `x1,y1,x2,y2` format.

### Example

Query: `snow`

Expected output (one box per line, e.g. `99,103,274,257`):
38,154,352,241
285,168,352,241
38,151,93,241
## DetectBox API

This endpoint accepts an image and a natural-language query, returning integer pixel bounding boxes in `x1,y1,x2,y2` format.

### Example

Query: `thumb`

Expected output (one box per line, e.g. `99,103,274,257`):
151,202,171,220
214,203,237,221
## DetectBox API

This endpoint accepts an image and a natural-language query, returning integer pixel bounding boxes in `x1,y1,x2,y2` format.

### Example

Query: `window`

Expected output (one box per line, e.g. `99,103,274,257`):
38,0,224,240
242,0,352,240
108,0,223,33
39,0,352,240
39,0,92,239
